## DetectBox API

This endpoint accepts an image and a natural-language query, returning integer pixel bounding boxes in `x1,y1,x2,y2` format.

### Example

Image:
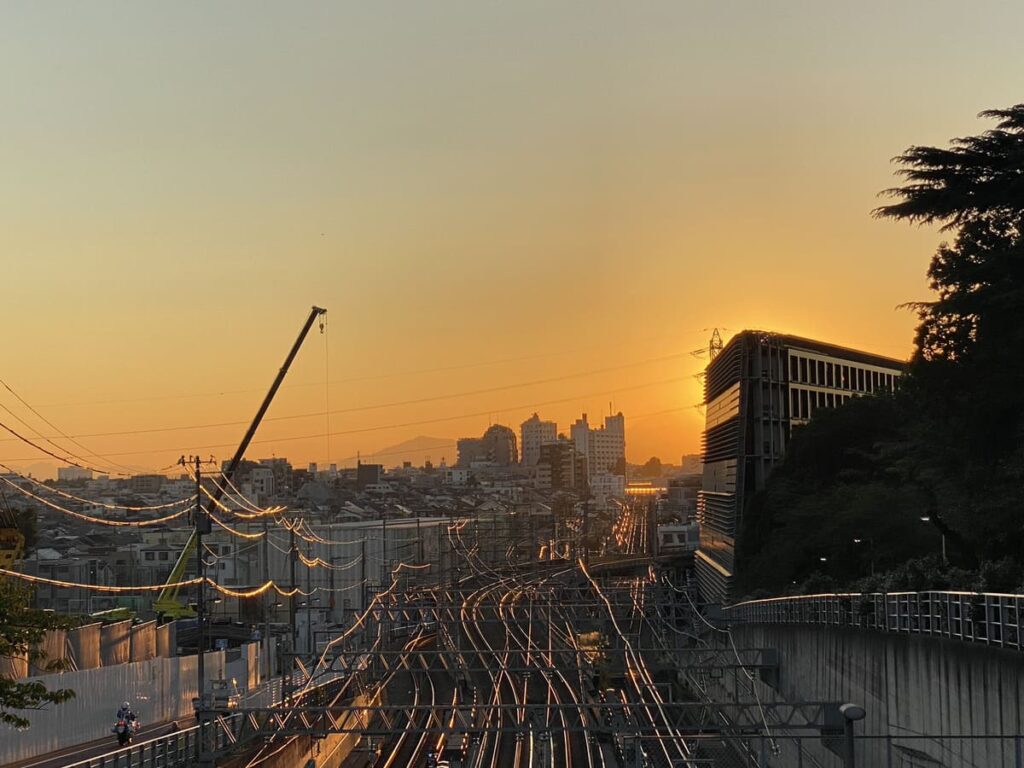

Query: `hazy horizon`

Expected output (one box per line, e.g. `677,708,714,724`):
3,2,1022,478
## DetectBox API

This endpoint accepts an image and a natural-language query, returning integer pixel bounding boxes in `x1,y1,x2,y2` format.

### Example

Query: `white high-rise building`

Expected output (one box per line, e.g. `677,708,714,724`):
570,412,626,478
520,413,557,467
57,466,93,482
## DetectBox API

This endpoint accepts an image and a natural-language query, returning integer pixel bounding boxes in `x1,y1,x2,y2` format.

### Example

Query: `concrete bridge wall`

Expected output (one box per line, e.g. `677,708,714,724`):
728,623,1024,767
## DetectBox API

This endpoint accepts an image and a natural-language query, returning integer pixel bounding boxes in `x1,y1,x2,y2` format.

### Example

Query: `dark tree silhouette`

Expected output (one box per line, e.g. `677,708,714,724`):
736,105,1024,596
875,105,1024,366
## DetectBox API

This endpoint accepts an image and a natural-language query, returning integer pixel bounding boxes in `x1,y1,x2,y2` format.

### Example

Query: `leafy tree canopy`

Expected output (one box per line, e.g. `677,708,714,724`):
0,580,76,729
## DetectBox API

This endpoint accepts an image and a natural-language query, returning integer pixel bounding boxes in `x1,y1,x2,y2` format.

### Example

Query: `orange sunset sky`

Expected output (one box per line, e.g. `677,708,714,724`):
1,2,1022,478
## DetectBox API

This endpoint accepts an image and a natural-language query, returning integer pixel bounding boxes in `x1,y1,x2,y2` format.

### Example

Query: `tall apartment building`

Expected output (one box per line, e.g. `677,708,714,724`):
520,413,557,467
536,438,588,492
456,424,518,467
696,331,904,603
570,412,625,478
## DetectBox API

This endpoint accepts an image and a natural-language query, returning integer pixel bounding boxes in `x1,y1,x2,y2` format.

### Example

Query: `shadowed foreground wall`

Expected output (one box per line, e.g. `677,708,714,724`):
727,624,1024,767
0,643,261,766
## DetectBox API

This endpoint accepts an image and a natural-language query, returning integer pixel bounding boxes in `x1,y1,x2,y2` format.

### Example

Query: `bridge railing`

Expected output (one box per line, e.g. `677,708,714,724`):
726,590,1024,650
63,716,243,768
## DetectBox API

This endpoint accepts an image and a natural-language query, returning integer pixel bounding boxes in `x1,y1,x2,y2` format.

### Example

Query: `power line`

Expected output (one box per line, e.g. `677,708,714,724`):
0,463,195,511
0,377,149,476
32,336,697,410
0,375,687,462
0,353,689,443
0,475,190,527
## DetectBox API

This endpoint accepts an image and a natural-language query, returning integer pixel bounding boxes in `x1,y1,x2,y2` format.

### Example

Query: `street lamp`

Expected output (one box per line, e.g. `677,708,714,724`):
919,516,948,563
852,537,875,576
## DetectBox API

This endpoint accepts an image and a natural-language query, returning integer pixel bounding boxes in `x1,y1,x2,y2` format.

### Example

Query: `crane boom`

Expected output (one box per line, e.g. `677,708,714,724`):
154,305,327,618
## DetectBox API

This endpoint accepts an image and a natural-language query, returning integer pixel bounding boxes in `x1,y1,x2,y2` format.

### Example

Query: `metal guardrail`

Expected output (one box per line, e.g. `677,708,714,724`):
55,671,296,768
726,591,1024,650
62,716,242,768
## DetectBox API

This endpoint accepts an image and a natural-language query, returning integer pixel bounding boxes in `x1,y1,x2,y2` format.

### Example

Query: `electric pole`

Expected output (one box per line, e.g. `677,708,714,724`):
262,516,270,679
306,541,313,654
289,520,297,670
187,456,210,706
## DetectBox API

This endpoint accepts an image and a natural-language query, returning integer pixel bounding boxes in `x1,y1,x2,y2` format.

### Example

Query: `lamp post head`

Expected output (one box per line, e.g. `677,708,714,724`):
840,703,866,722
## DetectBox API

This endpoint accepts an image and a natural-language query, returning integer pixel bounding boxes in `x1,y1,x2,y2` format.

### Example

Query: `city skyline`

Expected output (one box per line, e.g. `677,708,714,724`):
3,2,1022,477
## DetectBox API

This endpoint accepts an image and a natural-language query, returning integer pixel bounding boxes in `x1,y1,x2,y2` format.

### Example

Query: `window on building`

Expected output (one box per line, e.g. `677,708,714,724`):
799,388,809,419
826,363,834,388
790,388,799,417
790,356,799,380
827,393,835,408
144,552,155,561
857,368,865,391
158,552,169,561
808,360,817,385
799,357,808,383
817,360,825,384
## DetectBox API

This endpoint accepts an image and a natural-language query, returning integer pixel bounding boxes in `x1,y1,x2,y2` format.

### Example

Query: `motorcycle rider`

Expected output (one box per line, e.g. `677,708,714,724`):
116,701,137,726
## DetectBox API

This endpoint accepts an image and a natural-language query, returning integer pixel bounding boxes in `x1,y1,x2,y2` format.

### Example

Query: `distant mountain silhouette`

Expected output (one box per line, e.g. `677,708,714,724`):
360,435,455,468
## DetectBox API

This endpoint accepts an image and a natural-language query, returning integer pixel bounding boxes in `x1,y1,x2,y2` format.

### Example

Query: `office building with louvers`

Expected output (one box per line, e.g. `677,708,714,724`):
696,331,904,603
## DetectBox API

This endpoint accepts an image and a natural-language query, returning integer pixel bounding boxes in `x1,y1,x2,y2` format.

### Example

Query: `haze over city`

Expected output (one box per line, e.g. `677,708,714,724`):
4,2,1022,476
5,3,1024,768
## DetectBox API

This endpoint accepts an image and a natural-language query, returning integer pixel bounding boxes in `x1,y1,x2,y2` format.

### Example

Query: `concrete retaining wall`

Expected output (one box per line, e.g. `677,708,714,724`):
728,624,1024,767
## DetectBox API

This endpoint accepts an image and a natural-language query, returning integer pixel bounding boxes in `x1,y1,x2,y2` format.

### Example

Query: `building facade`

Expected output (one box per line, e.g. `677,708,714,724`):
457,424,518,467
520,413,557,467
696,331,904,604
57,466,93,482
535,438,587,492
570,412,625,479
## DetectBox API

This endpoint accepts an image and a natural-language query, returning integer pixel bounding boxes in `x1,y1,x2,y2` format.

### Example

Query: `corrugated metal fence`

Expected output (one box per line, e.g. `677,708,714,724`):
0,641,262,766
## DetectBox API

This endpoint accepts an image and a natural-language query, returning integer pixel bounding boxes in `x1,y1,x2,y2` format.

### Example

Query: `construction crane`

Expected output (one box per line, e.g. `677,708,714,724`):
154,306,327,619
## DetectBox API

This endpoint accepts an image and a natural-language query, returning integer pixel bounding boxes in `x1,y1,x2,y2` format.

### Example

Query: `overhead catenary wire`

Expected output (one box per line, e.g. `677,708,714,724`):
0,566,202,592
32,342,693,410
0,354,689,444
0,565,368,600
0,377,144,477
0,463,196,511
0,416,128,478
0,475,189,527
666,574,778,753
0,375,689,463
